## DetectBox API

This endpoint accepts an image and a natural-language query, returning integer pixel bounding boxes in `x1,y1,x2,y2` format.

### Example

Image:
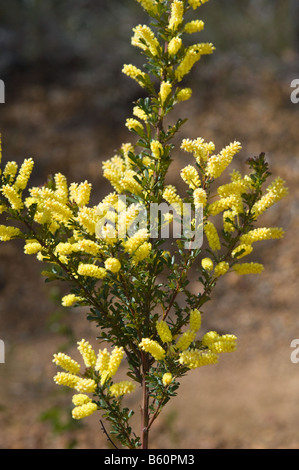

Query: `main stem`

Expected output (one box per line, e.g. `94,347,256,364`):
141,352,150,449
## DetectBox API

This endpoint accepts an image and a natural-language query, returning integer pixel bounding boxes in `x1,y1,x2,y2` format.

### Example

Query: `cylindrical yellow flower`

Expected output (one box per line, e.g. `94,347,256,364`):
139,338,166,361
189,309,201,332
168,36,182,55
53,353,81,374
204,221,221,251
209,334,237,354
201,257,213,271
72,402,98,420
77,339,97,368
122,64,147,87
126,118,144,132
132,242,152,264
24,241,42,255
156,320,173,343
233,262,264,275
1,184,23,210
214,261,229,277
14,158,34,191
75,377,97,393
179,349,218,369
0,225,21,242
131,24,160,56
169,0,184,31
61,294,83,307
105,257,121,273
95,348,111,375
181,165,201,189
184,20,205,34
72,394,92,406
109,381,136,398
231,244,253,259
54,372,80,389
176,330,196,351
162,373,173,386
176,88,192,102
77,263,107,279
160,81,172,104
108,346,124,377
150,140,163,159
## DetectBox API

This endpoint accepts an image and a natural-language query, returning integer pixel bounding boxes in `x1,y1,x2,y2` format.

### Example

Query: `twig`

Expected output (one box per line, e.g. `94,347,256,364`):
100,419,119,449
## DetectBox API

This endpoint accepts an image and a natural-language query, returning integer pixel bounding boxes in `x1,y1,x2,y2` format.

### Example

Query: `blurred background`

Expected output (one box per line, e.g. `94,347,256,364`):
0,0,298,449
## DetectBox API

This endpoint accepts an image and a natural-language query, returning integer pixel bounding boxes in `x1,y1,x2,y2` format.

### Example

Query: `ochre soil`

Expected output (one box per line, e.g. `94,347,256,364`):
0,49,298,449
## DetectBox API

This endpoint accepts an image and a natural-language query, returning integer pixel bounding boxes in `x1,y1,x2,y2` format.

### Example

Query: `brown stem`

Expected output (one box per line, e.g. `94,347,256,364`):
140,351,150,449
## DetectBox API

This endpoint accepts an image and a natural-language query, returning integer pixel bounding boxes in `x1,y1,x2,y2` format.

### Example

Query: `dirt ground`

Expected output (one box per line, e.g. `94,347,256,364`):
0,41,299,449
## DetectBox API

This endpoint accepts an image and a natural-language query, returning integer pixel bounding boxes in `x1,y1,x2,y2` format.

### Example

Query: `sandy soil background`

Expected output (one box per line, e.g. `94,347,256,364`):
0,0,299,449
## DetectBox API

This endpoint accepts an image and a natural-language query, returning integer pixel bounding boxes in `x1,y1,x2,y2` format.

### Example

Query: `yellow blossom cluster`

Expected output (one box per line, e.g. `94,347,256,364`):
53,340,136,420
131,24,160,56
175,43,215,82
138,306,235,374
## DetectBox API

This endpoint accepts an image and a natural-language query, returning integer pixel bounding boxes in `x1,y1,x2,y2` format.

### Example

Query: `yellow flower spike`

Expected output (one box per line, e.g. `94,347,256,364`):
122,64,147,88
201,330,220,346
156,320,173,343
205,141,242,179
184,20,205,34
176,88,192,102
188,0,210,10
159,81,172,104
231,244,253,259
131,24,160,56
109,381,136,398
132,241,152,264
77,263,107,279
240,227,285,246
72,402,98,420
77,339,97,368
150,140,163,159
193,187,207,208
179,349,218,369
204,221,221,251
169,1,184,31
3,161,18,182
14,158,34,191
189,309,201,332
105,257,121,273
176,330,196,351
123,228,149,254
126,118,144,133
1,184,23,210
233,262,264,275
95,348,111,376
54,372,80,389
61,294,83,307
53,353,81,374
214,261,230,277
175,43,215,82
135,0,158,15
251,177,288,218
180,165,201,190
133,106,148,122
201,257,213,271
72,394,92,406
162,373,173,387
108,346,124,377
0,225,21,242
168,37,182,55
75,377,97,393
139,338,166,361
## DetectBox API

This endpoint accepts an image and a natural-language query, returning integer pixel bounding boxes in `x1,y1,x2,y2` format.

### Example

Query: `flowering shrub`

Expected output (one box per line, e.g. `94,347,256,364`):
0,0,288,449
